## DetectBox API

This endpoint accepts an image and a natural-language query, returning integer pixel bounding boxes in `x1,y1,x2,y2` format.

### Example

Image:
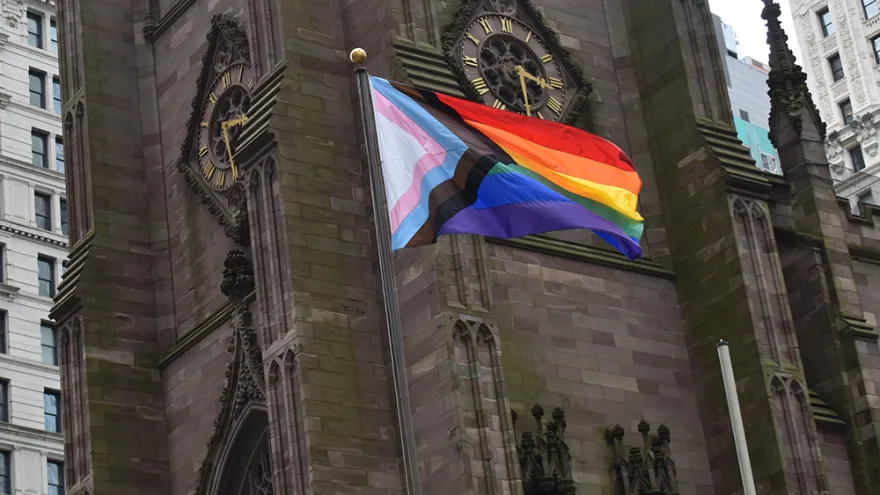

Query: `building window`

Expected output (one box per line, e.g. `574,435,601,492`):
49,18,57,55
28,69,45,108
38,256,55,297
0,451,9,494
818,8,835,37
840,99,854,125
865,0,879,19
60,199,68,236
52,77,61,114
829,53,845,82
35,192,51,231
44,389,60,433
859,190,876,205
740,109,750,122
761,153,779,173
27,12,43,48
47,460,63,495
0,381,9,423
31,130,48,168
0,245,5,283
0,312,6,356
55,138,64,173
851,145,866,172
41,323,57,365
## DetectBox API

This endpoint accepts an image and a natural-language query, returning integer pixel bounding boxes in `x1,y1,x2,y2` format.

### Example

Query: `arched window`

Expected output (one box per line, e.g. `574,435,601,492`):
215,408,274,495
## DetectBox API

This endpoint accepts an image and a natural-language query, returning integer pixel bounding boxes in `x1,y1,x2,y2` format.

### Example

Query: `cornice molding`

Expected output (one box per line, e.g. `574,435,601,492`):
0,91,9,109
0,224,67,249
487,235,675,280
0,352,58,376
5,99,63,126
0,421,63,446
834,162,880,192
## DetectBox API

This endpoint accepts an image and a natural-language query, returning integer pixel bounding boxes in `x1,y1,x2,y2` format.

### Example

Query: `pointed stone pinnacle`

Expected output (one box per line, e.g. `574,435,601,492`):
761,0,826,147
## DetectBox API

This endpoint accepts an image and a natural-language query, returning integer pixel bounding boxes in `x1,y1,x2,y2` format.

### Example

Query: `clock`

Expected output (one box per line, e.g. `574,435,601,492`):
457,14,573,122
196,62,255,191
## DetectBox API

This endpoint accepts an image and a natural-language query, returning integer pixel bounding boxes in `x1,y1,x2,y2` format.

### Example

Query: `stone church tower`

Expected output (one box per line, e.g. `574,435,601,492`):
47,0,880,492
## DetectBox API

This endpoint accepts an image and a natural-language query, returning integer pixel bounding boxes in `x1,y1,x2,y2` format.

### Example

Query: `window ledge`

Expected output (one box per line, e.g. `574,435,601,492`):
0,284,21,301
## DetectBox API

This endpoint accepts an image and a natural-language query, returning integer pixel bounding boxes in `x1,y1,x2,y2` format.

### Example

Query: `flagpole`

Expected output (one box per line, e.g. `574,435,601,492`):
717,340,757,495
350,48,422,495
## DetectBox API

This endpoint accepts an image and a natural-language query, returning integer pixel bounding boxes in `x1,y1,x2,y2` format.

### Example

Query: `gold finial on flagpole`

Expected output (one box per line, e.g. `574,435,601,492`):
350,48,367,65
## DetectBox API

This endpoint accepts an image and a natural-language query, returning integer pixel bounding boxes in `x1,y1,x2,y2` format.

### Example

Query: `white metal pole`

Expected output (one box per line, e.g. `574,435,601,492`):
717,340,757,495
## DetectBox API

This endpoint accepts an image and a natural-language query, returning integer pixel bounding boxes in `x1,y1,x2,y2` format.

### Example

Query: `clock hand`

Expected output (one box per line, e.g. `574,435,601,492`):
518,67,550,89
225,114,249,128
222,121,238,180
516,66,532,117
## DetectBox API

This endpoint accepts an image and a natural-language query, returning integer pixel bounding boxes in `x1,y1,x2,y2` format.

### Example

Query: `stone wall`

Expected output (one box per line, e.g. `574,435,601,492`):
489,242,713,493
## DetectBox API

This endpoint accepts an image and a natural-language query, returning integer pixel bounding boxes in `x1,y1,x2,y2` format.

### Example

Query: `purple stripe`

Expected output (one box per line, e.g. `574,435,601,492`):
437,201,641,259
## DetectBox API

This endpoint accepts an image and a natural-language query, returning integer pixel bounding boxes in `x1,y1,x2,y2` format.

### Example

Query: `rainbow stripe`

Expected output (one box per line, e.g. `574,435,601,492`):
369,76,644,260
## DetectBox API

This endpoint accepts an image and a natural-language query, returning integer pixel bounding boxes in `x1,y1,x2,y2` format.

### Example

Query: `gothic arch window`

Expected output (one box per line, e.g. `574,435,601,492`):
213,407,274,495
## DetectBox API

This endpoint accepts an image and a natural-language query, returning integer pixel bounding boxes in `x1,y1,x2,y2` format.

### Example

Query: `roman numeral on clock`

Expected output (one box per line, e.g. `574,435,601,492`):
547,96,563,115
463,55,478,67
467,33,480,46
214,170,226,188
548,77,564,89
472,77,489,95
209,92,217,104
203,161,216,180
492,99,506,110
198,145,208,157
479,18,493,34
222,72,231,88
541,54,553,63
501,18,513,33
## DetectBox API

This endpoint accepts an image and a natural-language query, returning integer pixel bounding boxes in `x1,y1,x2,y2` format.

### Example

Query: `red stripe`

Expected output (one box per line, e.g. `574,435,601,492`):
435,93,636,173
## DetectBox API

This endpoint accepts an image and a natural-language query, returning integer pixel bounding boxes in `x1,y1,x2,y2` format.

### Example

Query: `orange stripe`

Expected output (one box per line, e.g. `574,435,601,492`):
466,120,642,194
436,91,637,173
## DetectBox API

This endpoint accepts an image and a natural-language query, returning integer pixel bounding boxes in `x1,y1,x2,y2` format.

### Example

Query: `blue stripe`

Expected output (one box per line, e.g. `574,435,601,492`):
371,77,470,248
470,171,572,209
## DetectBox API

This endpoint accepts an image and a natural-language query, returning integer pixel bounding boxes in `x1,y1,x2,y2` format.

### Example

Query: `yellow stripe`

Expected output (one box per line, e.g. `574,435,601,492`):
504,148,644,222
467,121,642,194
466,120,642,221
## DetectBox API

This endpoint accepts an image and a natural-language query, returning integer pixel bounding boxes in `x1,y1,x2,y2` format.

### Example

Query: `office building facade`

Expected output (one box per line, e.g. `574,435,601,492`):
789,0,880,207
715,14,783,175
0,0,67,493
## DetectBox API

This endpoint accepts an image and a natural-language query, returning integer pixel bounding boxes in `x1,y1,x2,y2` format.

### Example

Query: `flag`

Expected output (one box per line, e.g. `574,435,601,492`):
369,76,644,260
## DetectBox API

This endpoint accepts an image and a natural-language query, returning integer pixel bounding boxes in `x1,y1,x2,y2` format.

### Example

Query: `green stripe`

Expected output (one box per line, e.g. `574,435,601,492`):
488,162,644,239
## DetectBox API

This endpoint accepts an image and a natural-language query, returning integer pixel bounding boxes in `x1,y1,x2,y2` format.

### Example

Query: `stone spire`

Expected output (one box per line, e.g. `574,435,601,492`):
762,0,826,147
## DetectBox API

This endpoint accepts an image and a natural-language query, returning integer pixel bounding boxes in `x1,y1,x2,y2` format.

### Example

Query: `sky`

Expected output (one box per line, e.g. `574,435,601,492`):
708,0,800,64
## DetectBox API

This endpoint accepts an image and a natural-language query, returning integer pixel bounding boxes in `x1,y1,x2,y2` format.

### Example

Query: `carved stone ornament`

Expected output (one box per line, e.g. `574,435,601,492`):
512,404,576,495
193,249,269,495
0,0,22,28
605,421,679,495
762,0,827,147
440,0,592,125
177,14,253,243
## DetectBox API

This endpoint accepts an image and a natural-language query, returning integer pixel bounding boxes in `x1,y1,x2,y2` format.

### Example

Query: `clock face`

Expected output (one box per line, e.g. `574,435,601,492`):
196,62,255,191
458,15,570,121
